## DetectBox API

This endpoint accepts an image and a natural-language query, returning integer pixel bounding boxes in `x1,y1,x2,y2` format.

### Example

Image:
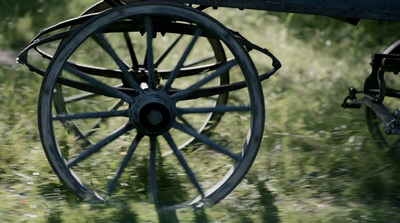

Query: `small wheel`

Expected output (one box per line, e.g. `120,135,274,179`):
53,1,229,148
39,2,264,208
365,40,400,154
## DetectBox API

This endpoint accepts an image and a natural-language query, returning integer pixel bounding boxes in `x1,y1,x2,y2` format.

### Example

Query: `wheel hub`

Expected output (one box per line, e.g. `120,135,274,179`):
129,91,176,136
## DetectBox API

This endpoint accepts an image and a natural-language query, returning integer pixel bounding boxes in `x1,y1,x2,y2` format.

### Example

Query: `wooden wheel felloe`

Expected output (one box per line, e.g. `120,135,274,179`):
38,2,265,208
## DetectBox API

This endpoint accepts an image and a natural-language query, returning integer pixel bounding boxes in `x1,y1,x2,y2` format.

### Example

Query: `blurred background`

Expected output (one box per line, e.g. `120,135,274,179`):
1,0,400,222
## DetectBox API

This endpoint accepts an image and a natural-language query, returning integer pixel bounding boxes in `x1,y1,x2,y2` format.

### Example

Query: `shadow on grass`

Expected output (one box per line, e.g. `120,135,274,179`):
246,173,281,223
36,169,282,222
256,181,281,223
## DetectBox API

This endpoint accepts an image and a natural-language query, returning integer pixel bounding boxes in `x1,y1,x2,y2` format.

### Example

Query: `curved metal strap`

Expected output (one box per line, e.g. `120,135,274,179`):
376,67,387,103
348,96,392,126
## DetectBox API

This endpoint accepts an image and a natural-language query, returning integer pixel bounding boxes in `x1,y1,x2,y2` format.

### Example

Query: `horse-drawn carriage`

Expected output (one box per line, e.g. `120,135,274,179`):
17,0,400,210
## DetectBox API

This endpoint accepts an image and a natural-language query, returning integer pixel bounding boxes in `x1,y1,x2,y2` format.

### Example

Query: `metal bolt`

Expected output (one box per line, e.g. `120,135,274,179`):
394,109,400,119
147,110,163,126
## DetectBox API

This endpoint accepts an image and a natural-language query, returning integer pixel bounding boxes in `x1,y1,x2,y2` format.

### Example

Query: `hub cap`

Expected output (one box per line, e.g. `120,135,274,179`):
129,91,176,136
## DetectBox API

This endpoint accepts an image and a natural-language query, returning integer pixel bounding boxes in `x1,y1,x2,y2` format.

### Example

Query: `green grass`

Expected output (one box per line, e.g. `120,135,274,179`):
2,1,400,222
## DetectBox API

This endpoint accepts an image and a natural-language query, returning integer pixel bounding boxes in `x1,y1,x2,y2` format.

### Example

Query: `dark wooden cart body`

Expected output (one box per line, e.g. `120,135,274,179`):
170,0,400,22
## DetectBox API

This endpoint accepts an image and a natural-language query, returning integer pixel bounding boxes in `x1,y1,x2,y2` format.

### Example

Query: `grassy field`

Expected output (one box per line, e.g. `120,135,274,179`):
2,1,400,222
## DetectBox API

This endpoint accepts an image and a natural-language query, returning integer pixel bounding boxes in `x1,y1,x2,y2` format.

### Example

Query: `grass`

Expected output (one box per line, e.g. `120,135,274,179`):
2,1,400,222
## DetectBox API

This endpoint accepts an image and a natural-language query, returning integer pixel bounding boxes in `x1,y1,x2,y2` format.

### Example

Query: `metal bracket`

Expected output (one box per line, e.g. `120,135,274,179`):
385,109,400,135
342,88,400,135
341,87,362,109
343,52,400,135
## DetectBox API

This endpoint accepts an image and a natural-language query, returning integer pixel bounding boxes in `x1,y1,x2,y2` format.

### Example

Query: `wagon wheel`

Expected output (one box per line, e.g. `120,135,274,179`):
53,1,229,148
39,2,264,208
365,40,400,155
